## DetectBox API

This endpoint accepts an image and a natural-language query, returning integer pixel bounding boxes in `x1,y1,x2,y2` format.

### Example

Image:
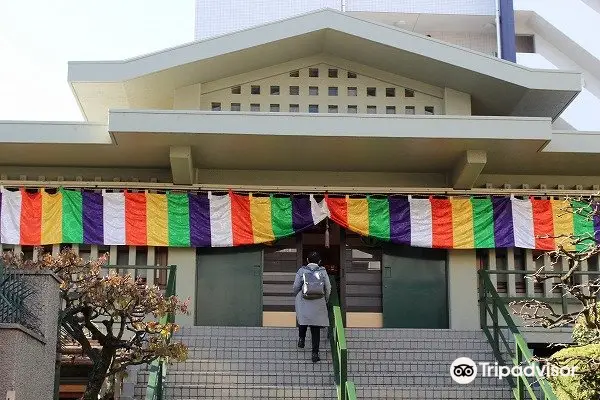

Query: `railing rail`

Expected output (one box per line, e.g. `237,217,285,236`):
479,269,557,400
328,277,357,400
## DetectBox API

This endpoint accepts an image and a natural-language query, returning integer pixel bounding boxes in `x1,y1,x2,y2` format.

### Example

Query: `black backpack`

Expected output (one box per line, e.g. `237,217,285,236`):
301,267,326,300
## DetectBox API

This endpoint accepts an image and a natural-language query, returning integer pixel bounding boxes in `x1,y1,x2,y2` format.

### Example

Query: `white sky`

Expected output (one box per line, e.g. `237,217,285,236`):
0,0,195,121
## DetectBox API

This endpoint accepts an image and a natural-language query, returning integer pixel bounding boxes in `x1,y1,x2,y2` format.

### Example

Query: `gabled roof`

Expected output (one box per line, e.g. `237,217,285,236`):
68,8,581,122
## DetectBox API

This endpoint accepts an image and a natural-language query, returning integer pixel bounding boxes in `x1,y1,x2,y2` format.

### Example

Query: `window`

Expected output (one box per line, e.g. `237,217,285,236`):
289,104,299,112
367,105,377,114
231,85,241,94
347,71,357,78
289,86,299,95
270,85,280,95
328,68,338,78
347,87,357,96
328,105,338,113
230,103,241,111
251,85,261,95
405,89,415,97
309,68,319,77
250,103,260,112
516,35,535,53
348,105,358,113
270,104,280,112
290,70,300,77
211,102,221,111
309,86,319,96
425,106,435,115
405,106,415,115
386,88,396,97
328,87,338,96
308,104,319,113
386,106,396,114
367,87,376,97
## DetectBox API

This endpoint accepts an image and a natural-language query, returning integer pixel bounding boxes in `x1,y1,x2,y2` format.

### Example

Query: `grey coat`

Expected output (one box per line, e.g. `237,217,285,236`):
293,263,331,327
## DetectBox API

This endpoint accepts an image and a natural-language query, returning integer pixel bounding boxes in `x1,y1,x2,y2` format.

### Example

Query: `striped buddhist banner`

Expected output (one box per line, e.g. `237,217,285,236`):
0,188,594,251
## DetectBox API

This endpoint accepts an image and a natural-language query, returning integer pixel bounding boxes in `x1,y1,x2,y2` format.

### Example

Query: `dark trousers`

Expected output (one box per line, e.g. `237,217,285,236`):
298,325,321,352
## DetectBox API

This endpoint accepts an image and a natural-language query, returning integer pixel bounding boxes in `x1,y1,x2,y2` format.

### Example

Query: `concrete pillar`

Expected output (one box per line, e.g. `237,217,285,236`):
448,250,480,329
168,248,197,326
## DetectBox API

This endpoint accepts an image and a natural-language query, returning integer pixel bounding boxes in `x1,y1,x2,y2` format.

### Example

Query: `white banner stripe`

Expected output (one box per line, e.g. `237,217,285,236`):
1,189,22,245
310,194,329,225
409,198,432,248
511,198,535,249
103,192,126,245
210,194,233,247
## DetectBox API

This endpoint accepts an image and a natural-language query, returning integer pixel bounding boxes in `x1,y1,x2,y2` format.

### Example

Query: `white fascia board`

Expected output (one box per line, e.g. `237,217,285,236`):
0,121,113,144
543,131,600,153
108,110,552,141
68,9,581,93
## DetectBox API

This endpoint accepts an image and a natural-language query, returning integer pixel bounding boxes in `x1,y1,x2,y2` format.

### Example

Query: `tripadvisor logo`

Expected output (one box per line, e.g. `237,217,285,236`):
450,357,577,384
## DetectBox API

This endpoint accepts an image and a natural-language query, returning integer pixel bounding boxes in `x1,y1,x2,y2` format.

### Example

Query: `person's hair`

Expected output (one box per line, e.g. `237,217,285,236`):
307,251,321,265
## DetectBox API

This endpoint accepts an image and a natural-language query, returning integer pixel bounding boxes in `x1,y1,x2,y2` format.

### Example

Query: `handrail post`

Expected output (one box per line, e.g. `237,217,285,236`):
492,299,499,355
340,346,347,400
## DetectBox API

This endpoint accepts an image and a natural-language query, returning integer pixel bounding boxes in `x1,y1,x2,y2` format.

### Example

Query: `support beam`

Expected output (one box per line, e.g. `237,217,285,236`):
451,150,487,189
169,146,194,185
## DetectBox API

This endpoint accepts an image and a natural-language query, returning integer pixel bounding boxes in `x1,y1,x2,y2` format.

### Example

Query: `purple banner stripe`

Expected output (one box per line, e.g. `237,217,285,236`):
390,197,411,245
292,196,314,232
189,193,211,247
492,197,514,248
593,202,600,243
83,192,104,244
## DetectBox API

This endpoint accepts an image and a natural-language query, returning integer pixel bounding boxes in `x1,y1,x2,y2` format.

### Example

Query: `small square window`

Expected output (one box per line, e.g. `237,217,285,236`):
405,106,415,115
289,104,299,112
211,102,221,111
386,88,396,97
309,86,319,96
328,68,338,78
328,87,338,96
347,87,357,96
386,106,396,114
289,86,300,95
270,86,280,95
270,104,280,112
367,87,376,97
405,89,415,97
230,103,241,111
251,85,261,95
309,104,319,113
309,68,319,77
348,71,357,78
328,105,338,113
367,105,377,114
290,70,300,77
231,85,241,94
347,105,358,113
425,106,435,115
250,103,260,112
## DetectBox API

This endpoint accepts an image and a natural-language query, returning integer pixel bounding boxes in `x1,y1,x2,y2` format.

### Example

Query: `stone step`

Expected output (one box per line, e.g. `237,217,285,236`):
349,373,510,387
345,329,488,340
168,358,332,373
174,336,328,348
346,339,492,350
176,326,302,338
134,384,337,399
136,371,335,386
185,347,332,360
346,349,495,362
354,385,514,399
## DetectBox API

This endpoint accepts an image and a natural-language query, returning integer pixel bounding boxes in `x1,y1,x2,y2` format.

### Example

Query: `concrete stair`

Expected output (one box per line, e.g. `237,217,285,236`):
133,326,337,399
346,328,515,399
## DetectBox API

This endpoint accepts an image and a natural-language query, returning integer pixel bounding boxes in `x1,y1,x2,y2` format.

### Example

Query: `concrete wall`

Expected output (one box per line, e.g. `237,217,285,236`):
447,250,479,330
169,248,197,327
0,271,60,400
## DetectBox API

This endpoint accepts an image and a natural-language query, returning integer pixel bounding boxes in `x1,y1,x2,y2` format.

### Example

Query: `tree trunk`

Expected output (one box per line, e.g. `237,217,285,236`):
83,348,114,400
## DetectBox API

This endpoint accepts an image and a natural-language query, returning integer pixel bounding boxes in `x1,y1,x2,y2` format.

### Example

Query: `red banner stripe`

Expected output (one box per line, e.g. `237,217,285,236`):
431,198,453,248
125,192,147,245
230,193,254,245
20,190,42,245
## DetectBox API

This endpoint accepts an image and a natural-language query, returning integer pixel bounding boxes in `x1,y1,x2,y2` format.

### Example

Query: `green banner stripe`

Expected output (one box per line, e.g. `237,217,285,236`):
167,193,190,247
572,200,595,252
471,198,495,248
61,189,83,243
271,196,294,239
368,197,390,240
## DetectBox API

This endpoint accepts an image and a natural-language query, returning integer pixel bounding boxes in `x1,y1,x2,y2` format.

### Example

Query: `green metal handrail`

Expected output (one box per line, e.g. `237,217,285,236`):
144,264,177,400
479,269,557,400
328,277,358,400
